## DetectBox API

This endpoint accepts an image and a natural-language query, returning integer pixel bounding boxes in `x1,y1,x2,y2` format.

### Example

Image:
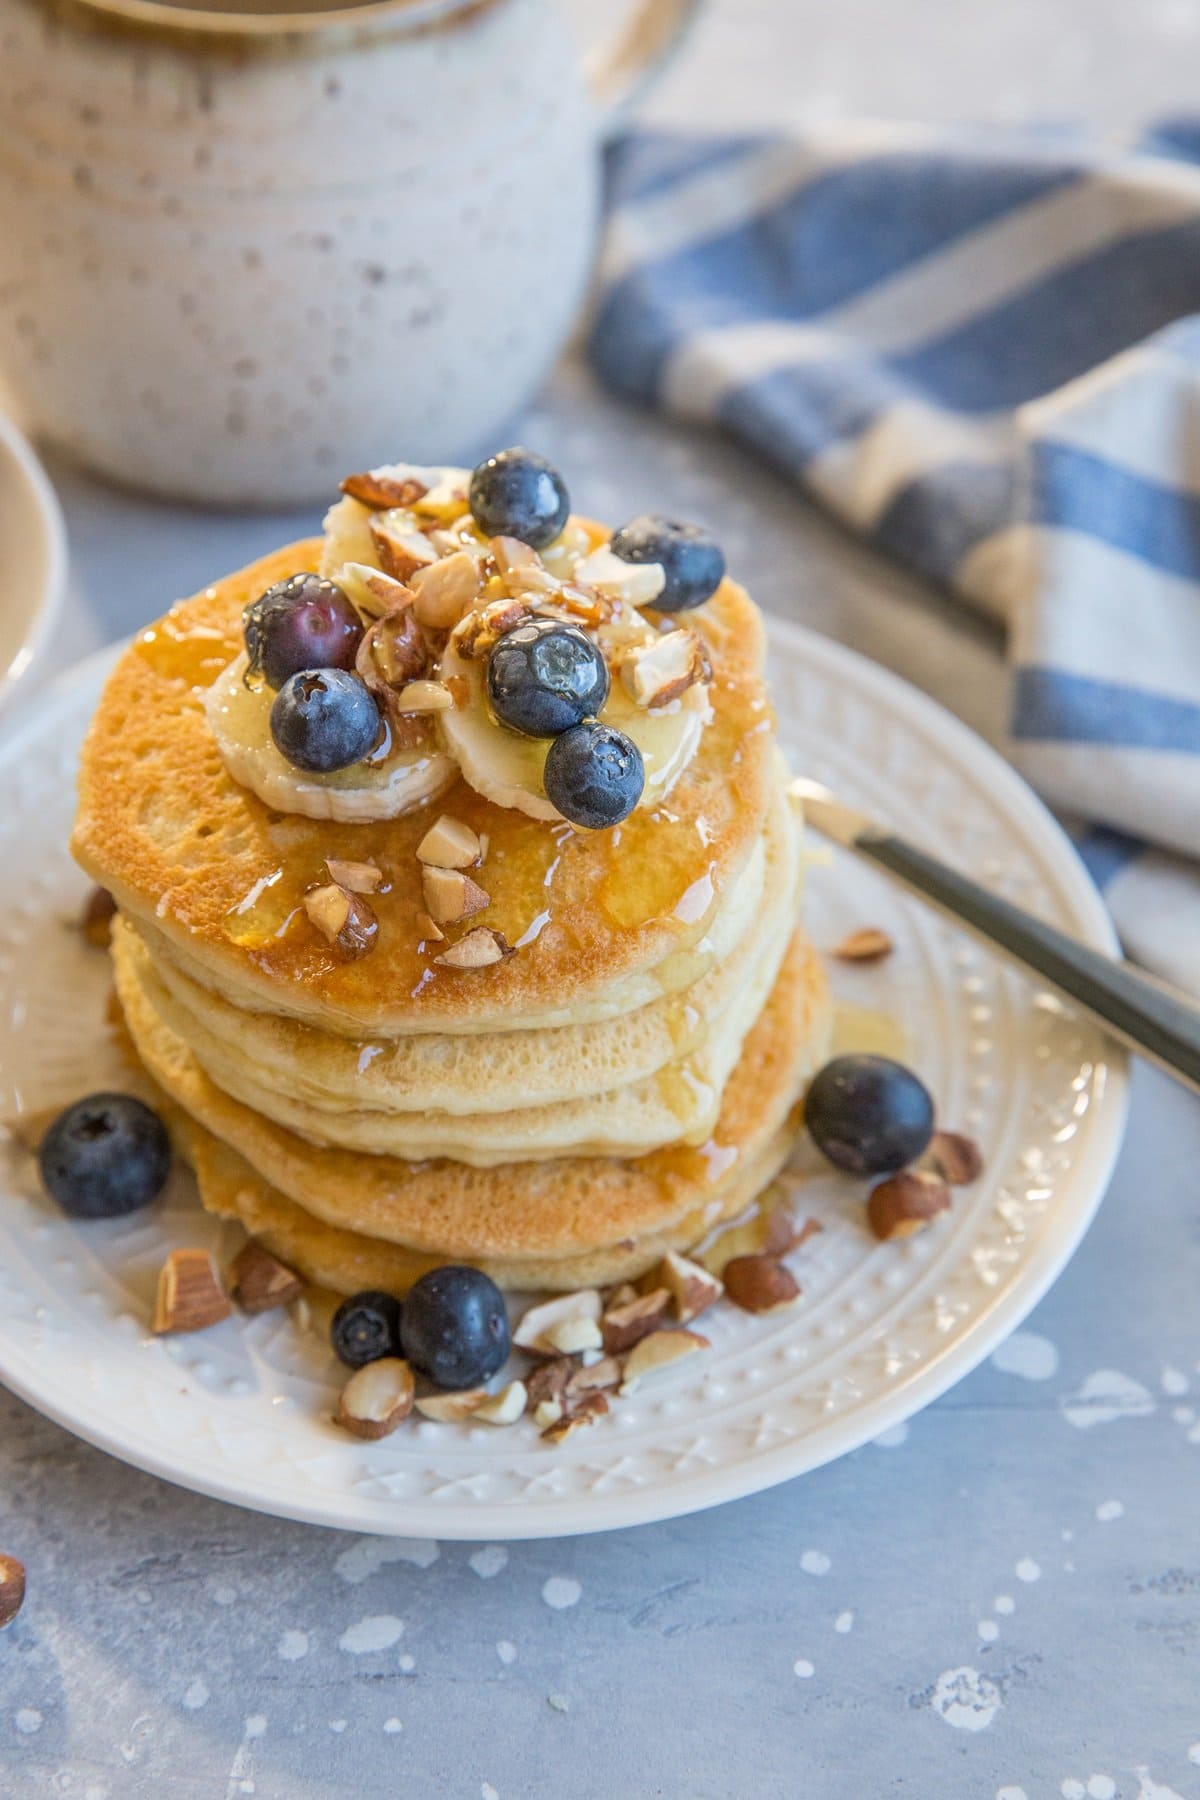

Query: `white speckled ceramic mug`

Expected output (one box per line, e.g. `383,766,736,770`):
0,0,697,505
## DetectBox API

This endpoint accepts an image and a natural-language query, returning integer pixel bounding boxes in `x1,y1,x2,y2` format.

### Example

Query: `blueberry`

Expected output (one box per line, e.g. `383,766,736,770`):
544,721,644,829
487,618,609,738
270,668,381,773
805,1055,934,1176
400,1266,510,1390
244,573,362,690
331,1290,404,1369
468,447,570,549
39,1093,171,1220
609,514,725,612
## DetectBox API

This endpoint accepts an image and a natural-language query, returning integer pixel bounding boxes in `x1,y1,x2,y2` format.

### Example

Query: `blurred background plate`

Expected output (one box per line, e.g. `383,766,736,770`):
0,414,67,711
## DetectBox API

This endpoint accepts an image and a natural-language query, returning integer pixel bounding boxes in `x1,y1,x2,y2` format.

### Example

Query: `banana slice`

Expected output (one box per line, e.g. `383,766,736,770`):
438,626,710,823
205,653,456,824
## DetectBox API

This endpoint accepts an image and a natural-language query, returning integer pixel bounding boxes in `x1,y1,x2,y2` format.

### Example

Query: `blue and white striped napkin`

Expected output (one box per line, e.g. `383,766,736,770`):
589,124,1200,995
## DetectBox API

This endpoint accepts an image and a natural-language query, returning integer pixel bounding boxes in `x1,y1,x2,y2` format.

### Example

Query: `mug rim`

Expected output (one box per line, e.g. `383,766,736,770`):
67,0,489,39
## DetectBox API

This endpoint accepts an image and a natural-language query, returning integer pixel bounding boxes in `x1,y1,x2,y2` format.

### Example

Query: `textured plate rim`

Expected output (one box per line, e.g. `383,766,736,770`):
0,621,1128,1539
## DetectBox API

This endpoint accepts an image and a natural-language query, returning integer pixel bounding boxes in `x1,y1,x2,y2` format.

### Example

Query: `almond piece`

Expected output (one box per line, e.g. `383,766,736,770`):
524,1358,574,1412
369,516,438,583
514,1292,602,1356
764,1211,823,1258
619,629,710,709
489,535,541,575
453,597,531,659
303,884,378,959
534,1398,564,1430
543,1316,603,1356
415,911,445,943
356,607,426,691
416,814,483,869
0,1554,25,1630
325,858,383,895
575,543,666,606
80,885,117,947
566,1356,621,1395
337,560,411,620
921,1130,983,1186
410,473,469,524
395,679,454,713
153,1248,232,1334
723,1254,801,1316
657,1250,724,1324
341,467,429,509
541,1392,609,1444
620,1328,709,1394
867,1169,951,1241
433,927,512,970
472,1380,527,1426
601,1286,671,1355
832,926,894,963
228,1242,303,1315
336,1357,415,1439
409,550,481,629
421,865,490,927
414,1387,488,1422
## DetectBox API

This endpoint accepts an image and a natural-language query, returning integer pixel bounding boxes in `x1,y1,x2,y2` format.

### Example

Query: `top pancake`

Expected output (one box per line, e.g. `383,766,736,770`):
72,534,778,1034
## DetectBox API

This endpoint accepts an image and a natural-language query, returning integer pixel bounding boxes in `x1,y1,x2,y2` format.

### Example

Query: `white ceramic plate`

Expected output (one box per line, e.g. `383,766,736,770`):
0,416,67,709
0,624,1126,1539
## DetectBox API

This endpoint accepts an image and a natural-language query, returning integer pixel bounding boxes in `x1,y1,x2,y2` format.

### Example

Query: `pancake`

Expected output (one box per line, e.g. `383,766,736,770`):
171,1107,801,1293
114,922,830,1268
73,536,778,1037
133,827,769,1115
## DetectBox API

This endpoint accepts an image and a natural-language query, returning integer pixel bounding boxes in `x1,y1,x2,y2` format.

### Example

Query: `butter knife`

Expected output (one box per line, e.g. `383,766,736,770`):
792,778,1200,1095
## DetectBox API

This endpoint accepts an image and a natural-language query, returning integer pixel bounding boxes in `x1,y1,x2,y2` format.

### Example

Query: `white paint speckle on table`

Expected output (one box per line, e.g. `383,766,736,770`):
931,1667,1001,1732
541,1576,581,1610
793,1658,815,1678
1161,1366,1189,1396
468,1545,508,1580
997,1788,1029,1800
482,1784,500,1800
14,1708,42,1734
977,1620,999,1642
834,1611,854,1633
1061,1370,1156,1429
496,1641,518,1665
991,1331,1060,1380
276,1629,310,1661
335,1537,440,1584
338,1615,405,1655
182,1678,210,1711
547,1693,570,1714
994,1595,1016,1615
1095,1499,1124,1522
383,1718,403,1735
800,1549,831,1575
1015,1558,1041,1582
328,1721,347,1735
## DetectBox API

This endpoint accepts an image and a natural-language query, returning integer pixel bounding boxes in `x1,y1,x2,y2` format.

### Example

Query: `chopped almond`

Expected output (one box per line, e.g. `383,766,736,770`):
433,928,512,970
303,884,378,959
410,551,481,629
619,629,710,709
867,1170,951,1241
369,517,438,583
657,1250,723,1324
341,467,429,509
620,1329,708,1393
153,1248,231,1334
395,679,454,713
325,858,383,894
416,815,482,869
336,1358,415,1439
421,865,489,927
832,926,894,963
229,1242,303,1315
601,1287,671,1355
723,1254,801,1315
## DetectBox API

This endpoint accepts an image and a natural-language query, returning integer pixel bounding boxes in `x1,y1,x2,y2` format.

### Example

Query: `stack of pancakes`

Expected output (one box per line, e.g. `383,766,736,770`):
75,538,831,1292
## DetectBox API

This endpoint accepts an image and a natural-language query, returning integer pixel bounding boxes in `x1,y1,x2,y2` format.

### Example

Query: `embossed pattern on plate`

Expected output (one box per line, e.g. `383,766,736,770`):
0,624,1127,1538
